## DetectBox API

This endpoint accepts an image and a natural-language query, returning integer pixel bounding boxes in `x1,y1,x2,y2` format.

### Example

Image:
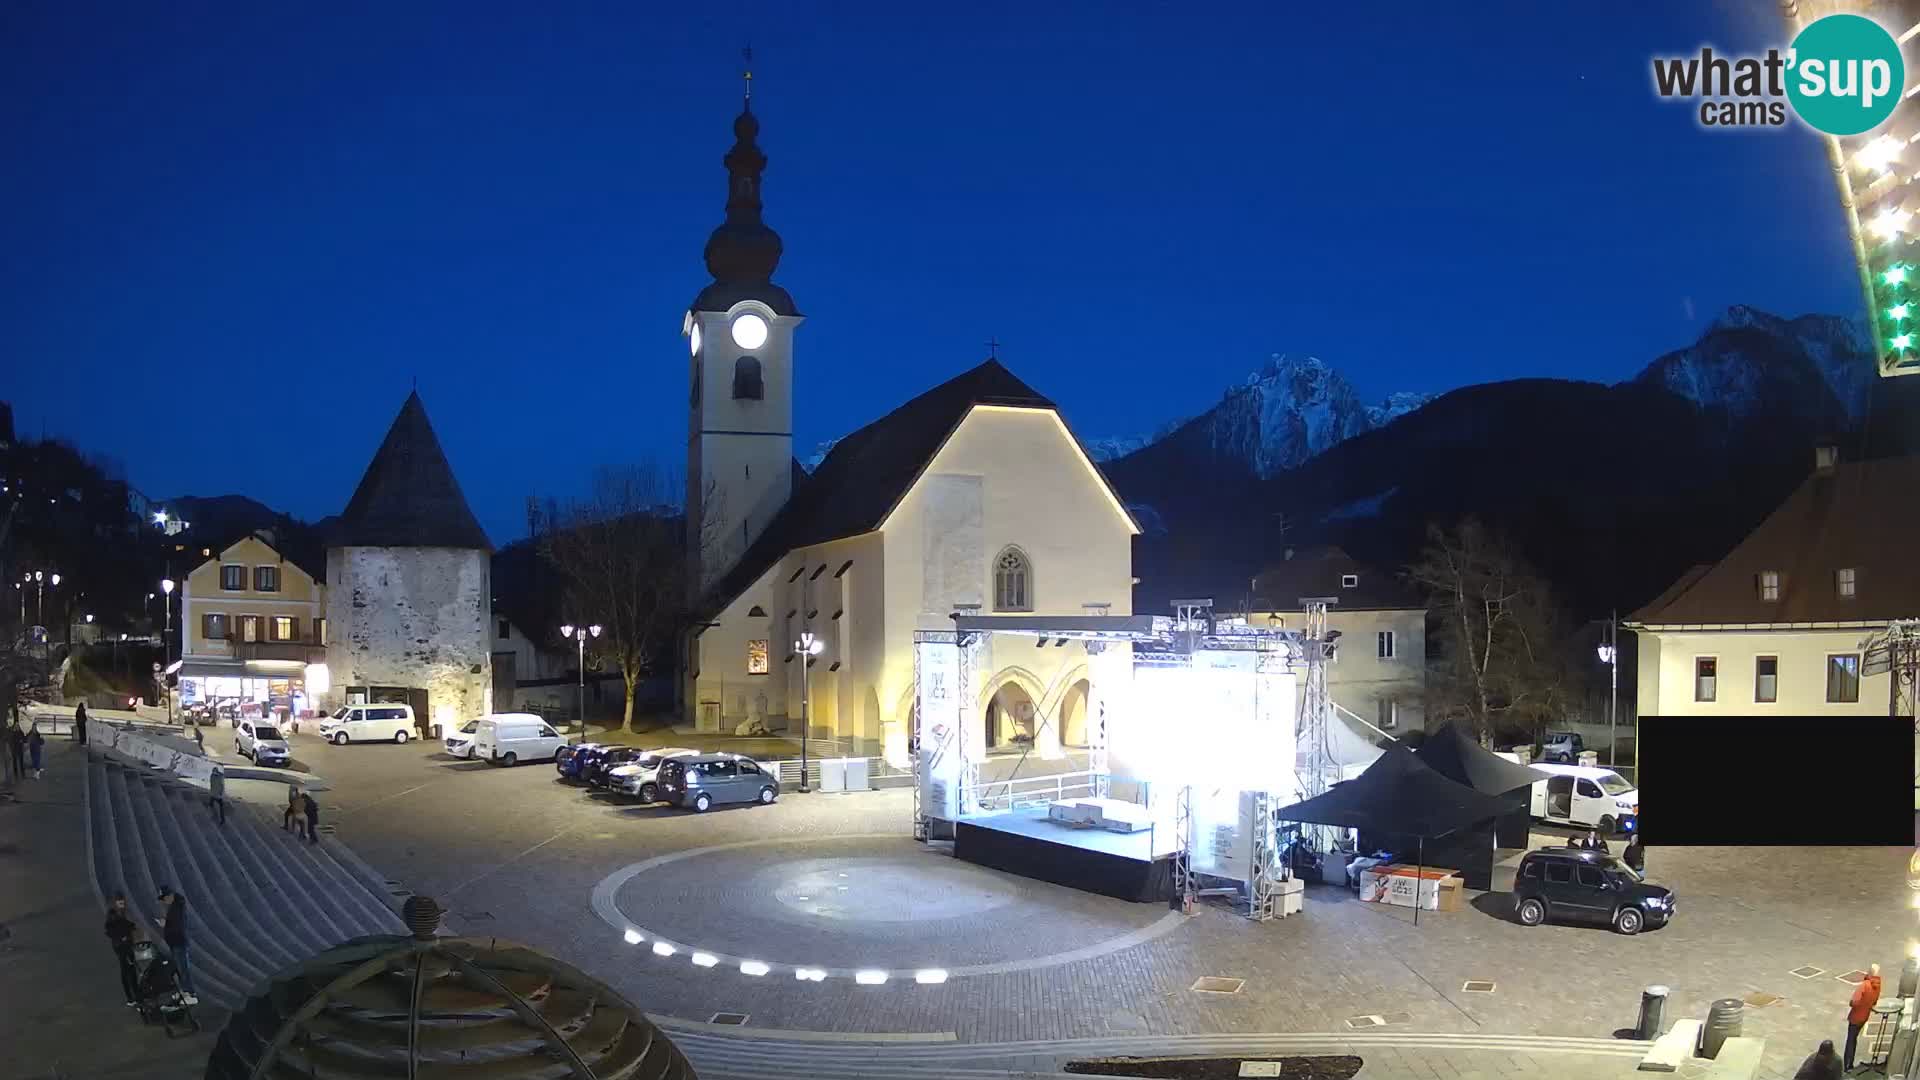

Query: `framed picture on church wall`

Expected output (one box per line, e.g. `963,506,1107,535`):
747,639,769,675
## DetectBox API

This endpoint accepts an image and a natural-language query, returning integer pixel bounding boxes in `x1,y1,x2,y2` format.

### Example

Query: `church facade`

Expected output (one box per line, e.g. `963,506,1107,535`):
682,98,1138,763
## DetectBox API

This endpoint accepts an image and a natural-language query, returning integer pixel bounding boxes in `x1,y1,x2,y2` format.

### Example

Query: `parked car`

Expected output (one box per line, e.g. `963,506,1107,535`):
318,704,417,746
657,754,780,812
474,714,566,766
583,747,647,788
234,719,291,767
1524,763,1638,836
1540,730,1585,764
444,719,480,759
1512,848,1674,935
608,748,700,803
556,743,607,781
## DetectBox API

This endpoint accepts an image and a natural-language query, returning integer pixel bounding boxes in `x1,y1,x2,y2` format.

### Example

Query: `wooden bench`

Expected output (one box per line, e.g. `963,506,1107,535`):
1639,1019,1702,1072
1700,1036,1764,1080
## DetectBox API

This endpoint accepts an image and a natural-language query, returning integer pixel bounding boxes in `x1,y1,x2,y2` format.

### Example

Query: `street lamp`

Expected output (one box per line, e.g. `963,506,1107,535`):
1597,610,1619,777
161,579,176,723
795,631,825,793
560,624,601,734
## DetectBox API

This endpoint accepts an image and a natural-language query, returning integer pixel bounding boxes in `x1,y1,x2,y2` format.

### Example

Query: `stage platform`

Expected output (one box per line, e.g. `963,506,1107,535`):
951,806,1178,904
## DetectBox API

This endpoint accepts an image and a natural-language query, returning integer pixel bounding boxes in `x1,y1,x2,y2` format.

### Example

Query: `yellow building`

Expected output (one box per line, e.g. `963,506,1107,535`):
178,532,329,715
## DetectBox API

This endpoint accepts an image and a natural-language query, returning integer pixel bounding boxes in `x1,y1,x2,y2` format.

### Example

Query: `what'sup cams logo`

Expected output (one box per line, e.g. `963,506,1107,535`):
1653,14,1905,135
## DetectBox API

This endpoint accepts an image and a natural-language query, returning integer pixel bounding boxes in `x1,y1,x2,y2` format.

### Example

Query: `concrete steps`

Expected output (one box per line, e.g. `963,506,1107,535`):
84,752,406,1013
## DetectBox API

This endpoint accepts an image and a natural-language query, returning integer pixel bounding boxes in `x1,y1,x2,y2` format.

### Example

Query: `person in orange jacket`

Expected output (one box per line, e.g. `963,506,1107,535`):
1845,962,1882,1071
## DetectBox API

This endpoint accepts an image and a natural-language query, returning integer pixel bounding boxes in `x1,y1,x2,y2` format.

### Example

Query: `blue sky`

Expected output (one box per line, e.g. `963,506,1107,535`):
0,1,1863,543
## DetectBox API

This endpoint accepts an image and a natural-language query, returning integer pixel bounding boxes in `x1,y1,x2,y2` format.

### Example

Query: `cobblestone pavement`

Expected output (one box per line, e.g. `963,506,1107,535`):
283,730,1913,1080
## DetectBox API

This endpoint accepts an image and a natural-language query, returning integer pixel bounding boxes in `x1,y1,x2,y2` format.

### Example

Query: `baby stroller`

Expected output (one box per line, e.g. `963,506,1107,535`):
132,941,200,1035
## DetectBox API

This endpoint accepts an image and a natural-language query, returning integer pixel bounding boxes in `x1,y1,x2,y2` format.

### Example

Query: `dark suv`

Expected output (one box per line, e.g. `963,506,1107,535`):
1513,848,1674,935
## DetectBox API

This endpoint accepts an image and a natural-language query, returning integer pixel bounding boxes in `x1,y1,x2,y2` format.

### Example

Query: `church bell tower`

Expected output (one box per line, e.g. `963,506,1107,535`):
686,65,802,600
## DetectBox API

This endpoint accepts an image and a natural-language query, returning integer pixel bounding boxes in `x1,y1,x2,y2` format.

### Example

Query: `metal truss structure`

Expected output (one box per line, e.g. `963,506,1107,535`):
1861,619,1920,803
1293,598,1339,858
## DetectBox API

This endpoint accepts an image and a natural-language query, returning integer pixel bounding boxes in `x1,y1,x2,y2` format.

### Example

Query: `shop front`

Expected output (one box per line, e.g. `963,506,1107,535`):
180,659,327,723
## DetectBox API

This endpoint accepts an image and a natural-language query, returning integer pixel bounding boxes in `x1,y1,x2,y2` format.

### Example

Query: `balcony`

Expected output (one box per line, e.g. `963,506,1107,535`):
236,641,327,664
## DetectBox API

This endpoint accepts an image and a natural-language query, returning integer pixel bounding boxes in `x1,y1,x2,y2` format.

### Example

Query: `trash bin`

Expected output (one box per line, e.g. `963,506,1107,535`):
1902,957,1919,999
1636,985,1670,1041
1578,750,1599,767
1702,998,1743,1059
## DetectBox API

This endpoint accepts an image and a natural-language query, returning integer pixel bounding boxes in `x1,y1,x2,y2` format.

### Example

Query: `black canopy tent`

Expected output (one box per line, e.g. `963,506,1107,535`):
1412,721,1553,854
1276,744,1519,918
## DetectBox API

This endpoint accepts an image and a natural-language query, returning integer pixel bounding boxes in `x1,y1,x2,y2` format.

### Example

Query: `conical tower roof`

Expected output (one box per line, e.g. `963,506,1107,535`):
332,392,492,551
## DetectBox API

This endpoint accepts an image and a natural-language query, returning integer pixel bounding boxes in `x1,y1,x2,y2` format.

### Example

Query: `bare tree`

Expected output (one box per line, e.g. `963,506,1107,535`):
541,465,719,733
1405,518,1573,746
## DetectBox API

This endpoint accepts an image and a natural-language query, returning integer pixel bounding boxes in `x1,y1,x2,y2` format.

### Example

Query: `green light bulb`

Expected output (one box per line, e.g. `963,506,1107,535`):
1893,304,1913,320
1895,333,1914,350
1888,266,1911,286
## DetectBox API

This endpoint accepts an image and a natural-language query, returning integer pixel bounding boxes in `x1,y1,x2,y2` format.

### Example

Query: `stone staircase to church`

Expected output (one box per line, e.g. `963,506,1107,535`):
85,751,408,1013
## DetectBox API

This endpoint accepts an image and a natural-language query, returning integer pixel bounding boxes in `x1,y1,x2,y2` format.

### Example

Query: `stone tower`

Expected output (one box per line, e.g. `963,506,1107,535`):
325,392,493,732
685,87,803,601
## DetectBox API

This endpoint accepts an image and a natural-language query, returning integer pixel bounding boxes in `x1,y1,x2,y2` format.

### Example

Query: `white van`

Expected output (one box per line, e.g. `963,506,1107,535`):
1527,763,1639,836
319,704,417,746
472,714,565,766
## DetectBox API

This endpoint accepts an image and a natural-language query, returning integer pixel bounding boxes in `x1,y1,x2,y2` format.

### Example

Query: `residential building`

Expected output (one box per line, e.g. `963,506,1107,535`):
681,97,1138,761
1233,546,1428,734
178,532,328,714
1627,451,1919,717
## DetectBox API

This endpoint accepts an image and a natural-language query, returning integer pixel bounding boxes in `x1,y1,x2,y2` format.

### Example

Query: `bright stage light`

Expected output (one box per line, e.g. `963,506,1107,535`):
854,970,888,985
652,942,676,957
623,929,642,945
794,967,827,982
1887,266,1910,286
740,961,770,977
692,952,719,968
1860,135,1903,172
913,969,949,984
1896,333,1914,350
1876,208,1911,238
1894,304,1912,320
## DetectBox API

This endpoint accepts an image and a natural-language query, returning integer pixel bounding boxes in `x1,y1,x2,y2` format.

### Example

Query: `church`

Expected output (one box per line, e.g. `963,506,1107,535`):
682,93,1139,766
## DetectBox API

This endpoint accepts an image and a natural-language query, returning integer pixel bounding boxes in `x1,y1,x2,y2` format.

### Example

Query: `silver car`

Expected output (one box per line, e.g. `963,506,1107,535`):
608,748,699,803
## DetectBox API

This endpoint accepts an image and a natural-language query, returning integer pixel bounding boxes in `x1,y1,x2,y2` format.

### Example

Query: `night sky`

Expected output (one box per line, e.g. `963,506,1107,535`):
1,2,1864,544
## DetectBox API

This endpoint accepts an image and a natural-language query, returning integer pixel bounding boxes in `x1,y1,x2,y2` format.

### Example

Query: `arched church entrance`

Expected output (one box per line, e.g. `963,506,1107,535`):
984,682,1037,752
1058,679,1090,747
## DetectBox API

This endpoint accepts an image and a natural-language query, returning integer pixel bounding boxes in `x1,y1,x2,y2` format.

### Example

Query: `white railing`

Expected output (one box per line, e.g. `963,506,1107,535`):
966,769,1098,813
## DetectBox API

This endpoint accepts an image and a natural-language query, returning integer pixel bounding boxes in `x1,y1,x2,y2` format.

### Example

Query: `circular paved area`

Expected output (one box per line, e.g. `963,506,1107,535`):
595,833,1184,978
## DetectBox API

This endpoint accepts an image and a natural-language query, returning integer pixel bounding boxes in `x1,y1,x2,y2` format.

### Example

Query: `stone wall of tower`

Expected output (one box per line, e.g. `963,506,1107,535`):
324,546,493,728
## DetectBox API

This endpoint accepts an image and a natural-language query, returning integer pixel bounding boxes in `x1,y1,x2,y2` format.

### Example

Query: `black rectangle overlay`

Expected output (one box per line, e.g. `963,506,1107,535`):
1639,714,1912,846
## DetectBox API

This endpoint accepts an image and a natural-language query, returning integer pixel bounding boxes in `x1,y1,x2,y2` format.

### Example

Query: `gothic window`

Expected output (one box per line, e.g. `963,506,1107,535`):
732,356,764,400
994,546,1033,612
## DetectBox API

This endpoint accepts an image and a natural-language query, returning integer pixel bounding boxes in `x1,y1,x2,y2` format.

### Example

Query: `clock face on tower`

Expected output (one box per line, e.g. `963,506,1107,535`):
731,312,769,350
690,322,702,357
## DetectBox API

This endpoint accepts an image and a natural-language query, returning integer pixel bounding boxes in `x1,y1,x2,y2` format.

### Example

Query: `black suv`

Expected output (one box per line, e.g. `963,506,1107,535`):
1513,848,1674,935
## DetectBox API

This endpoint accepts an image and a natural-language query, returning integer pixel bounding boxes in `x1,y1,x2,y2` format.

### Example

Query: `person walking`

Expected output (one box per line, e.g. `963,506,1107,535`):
74,700,88,744
155,886,198,1004
1794,1038,1843,1080
301,789,320,844
1845,963,1883,1071
27,722,44,778
284,787,301,833
208,765,227,825
103,893,141,1007
191,721,205,754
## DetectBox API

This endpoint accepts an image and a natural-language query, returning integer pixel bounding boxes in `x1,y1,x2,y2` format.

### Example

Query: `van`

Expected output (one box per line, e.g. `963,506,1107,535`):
1513,847,1673,935
1526,763,1639,836
318,704,417,746
472,714,565,766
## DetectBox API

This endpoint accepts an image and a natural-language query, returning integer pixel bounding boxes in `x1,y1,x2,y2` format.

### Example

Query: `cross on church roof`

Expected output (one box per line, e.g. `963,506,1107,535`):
986,337,1000,360
742,46,753,104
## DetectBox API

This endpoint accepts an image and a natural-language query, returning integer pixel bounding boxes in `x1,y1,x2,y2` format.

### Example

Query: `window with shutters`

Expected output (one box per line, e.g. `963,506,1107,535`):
254,566,280,592
240,615,261,643
221,565,245,591
993,547,1033,612
270,616,296,642
202,613,227,640
732,356,764,400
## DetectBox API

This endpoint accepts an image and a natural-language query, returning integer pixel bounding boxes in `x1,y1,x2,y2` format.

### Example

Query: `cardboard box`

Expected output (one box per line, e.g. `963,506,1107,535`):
1360,864,1463,911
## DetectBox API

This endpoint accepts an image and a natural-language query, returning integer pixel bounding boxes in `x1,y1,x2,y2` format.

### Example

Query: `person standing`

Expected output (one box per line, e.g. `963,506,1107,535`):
155,886,197,1004
7,720,25,780
1845,963,1883,1071
103,893,140,1006
1622,834,1646,875
27,722,44,778
301,790,320,844
74,700,88,744
208,765,227,825
284,787,301,833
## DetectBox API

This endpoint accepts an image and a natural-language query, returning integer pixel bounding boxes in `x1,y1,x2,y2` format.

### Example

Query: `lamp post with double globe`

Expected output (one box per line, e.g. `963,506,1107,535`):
560,624,601,734
161,579,176,722
795,631,824,793
1596,611,1619,776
